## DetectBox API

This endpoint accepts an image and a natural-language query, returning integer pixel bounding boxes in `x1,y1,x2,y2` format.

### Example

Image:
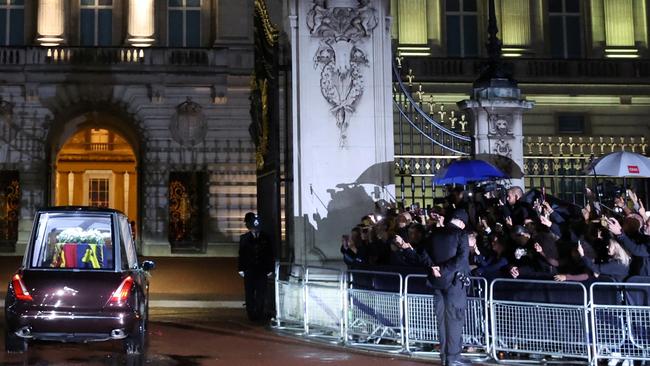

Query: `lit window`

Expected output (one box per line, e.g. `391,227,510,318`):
89,129,110,151
80,0,113,46
445,0,478,57
0,0,24,46
548,0,582,58
89,178,109,208
168,0,201,47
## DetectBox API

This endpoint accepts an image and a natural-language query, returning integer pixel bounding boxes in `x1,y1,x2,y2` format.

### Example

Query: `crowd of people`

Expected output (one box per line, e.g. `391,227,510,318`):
340,184,650,284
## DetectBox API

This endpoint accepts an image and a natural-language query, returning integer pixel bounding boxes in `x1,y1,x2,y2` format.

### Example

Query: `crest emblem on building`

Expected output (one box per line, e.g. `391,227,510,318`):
170,98,207,147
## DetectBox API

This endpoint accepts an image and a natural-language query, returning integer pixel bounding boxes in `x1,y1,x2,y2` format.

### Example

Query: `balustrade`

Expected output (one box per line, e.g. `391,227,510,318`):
0,46,235,68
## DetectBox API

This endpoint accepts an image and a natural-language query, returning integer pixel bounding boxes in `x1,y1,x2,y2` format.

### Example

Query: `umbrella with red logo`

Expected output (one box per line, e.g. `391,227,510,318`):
587,151,650,177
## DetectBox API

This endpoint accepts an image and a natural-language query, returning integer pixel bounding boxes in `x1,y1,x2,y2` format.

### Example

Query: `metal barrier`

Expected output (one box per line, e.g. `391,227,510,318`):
274,262,305,331
346,270,404,351
404,275,489,357
273,266,650,364
304,266,345,341
590,282,650,365
490,279,591,363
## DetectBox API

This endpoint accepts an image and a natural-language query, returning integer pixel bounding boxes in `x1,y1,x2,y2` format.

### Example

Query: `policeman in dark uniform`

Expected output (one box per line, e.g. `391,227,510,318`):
238,212,274,322
418,209,471,366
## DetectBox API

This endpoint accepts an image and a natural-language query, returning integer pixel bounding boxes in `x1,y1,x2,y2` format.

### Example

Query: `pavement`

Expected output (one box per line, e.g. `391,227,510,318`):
1,308,445,366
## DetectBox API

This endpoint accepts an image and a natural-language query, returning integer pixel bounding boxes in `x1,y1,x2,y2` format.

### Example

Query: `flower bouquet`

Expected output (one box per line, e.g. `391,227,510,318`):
56,228,106,245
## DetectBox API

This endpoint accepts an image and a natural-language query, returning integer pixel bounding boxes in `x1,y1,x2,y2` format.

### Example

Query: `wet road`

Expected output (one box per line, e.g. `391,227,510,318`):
1,309,434,366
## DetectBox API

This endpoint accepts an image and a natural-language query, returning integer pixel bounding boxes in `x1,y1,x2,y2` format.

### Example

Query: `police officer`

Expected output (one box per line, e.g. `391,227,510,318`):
419,209,471,366
238,212,274,323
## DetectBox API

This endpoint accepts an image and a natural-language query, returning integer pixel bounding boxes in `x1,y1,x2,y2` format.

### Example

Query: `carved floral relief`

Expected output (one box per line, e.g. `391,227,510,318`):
307,0,377,147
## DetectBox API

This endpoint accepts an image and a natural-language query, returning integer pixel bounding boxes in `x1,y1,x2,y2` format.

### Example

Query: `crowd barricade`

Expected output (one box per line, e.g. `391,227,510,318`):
590,276,650,365
490,279,591,363
404,275,489,357
273,263,650,365
303,266,345,341
345,269,404,351
274,262,305,332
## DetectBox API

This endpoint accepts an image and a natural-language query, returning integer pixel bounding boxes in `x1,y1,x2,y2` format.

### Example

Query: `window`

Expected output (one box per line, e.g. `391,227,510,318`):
80,0,113,46
548,0,582,58
30,213,114,270
557,115,586,134
0,0,24,46
445,0,478,57
89,178,109,208
168,0,201,47
119,216,137,269
89,128,110,151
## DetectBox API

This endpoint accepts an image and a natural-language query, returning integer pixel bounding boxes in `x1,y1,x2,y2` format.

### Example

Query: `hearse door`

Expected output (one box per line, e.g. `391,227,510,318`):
119,216,147,310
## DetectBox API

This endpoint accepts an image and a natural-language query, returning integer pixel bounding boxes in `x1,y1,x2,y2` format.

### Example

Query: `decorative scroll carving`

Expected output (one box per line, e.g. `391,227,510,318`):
307,0,377,147
170,98,207,147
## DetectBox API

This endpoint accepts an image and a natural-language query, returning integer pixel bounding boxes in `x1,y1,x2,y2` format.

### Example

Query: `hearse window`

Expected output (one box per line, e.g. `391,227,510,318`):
119,216,137,269
30,213,114,270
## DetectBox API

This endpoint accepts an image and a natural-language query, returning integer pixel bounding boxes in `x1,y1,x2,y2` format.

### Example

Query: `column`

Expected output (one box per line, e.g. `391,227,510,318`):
290,0,394,263
603,0,637,57
56,171,69,206
72,171,84,206
126,0,155,47
113,171,125,213
498,0,531,56
37,0,65,46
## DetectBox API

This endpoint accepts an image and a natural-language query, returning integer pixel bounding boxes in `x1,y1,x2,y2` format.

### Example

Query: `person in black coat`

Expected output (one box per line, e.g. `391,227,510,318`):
238,212,274,322
405,209,471,366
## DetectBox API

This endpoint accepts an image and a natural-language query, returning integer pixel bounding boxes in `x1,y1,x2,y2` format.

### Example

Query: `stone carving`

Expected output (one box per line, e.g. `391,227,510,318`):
493,139,512,158
170,98,207,147
488,114,513,137
307,0,377,147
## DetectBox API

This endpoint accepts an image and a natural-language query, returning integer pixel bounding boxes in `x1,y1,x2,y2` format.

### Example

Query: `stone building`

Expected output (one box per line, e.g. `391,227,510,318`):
0,0,255,257
1,0,649,264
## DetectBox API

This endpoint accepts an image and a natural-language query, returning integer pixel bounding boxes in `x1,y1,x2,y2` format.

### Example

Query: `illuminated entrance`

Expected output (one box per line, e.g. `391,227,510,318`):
54,127,138,225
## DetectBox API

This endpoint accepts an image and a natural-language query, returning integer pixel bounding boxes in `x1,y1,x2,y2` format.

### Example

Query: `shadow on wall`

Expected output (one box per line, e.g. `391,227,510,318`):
292,161,396,262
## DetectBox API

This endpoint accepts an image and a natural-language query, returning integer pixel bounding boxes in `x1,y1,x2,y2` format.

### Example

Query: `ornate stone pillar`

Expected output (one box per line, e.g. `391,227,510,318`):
113,171,125,212
290,0,394,264
37,0,65,46
56,171,69,206
126,0,155,47
458,0,534,189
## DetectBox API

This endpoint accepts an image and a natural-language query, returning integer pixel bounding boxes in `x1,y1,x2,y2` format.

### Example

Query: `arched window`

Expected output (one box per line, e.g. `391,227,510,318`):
548,0,582,58
0,0,24,46
445,0,478,57
80,0,113,46
168,0,201,47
